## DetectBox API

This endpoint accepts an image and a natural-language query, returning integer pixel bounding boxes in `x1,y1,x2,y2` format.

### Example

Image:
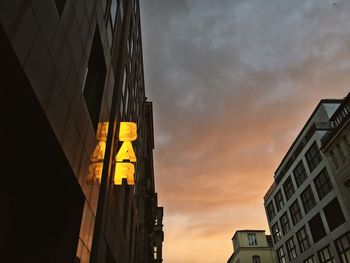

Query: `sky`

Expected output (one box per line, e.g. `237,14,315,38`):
139,1,350,262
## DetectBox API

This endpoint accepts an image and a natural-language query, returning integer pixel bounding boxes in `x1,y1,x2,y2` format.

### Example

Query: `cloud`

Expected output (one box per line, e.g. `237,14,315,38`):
140,0,350,262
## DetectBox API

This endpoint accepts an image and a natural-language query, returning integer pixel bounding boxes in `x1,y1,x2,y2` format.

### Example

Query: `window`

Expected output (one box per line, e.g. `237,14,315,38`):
305,142,322,172
105,0,119,47
296,226,311,253
283,176,295,200
309,214,326,243
267,201,276,221
277,246,287,263
301,185,316,214
293,160,308,187
286,236,298,261
153,246,157,259
252,255,261,263
280,212,291,235
314,168,333,200
318,245,335,263
337,144,346,162
54,0,66,16
274,190,284,212
110,0,118,27
343,136,350,154
248,233,257,246
289,200,303,225
335,231,350,263
83,28,107,132
330,150,339,168
272,223,282,243
323,198,345,231
304,256,316,263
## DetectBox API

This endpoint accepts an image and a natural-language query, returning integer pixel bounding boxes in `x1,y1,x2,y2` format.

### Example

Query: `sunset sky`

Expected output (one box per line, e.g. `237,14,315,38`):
140,1,350,262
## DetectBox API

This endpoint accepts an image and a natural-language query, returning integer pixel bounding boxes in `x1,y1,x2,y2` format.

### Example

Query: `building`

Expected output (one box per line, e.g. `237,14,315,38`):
227,230,276,263
321,93,350,216
0,0,163,263
321,93,350,263
263,98,350,263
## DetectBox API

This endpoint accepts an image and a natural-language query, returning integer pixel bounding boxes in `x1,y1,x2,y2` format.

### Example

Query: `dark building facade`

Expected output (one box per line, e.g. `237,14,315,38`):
263,97,350,263
0,0,163,263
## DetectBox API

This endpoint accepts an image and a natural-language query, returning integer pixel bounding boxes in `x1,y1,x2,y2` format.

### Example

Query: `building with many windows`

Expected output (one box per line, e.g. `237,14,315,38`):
0,0,163,263
321,93,350,263
227,230,276,263
263,97,350,263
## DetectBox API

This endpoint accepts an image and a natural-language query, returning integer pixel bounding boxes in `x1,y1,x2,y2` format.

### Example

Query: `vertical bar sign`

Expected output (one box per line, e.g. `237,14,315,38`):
114,122,137,185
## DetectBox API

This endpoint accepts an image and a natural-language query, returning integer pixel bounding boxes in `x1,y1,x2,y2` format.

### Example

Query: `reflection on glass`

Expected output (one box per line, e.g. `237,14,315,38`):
110,0,118,27
87,122,109,183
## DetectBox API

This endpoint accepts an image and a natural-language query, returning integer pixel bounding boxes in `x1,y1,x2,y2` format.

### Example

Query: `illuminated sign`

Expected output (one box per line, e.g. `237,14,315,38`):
88,122,109,183
114,122,137,185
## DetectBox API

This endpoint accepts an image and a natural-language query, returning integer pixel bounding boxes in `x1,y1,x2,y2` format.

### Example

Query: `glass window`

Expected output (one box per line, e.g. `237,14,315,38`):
283,176,295,200
314,168,333,200
252,255,261,263
286,236,298,261
110,0,118,27
330,150,339,169
305,142,322,172
293,160,308,187
337,144,346,162
296,226,311,253
248,233,257,246
83,28,107,132
318,245,335,263
303,255,316,263
277,246,287,263
280,212,291,235
289,200,303,225
323,198,345,232
335,231,350,263
343,136,350,154
54,0,67,16
267,201,276,221
301,185,316,214
309,213,326,243
274,190,284,212
272,223,282,243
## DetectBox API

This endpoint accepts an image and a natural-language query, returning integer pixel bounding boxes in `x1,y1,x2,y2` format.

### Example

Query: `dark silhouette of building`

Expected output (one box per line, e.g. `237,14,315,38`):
263,97,350,263
0,0,163,263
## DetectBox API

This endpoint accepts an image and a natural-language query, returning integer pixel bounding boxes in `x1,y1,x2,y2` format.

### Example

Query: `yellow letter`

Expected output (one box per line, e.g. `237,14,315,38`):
119,122,137,141
116,141,136,162
114,163,135,185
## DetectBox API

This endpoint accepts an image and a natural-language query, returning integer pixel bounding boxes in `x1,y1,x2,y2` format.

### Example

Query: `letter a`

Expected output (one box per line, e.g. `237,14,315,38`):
116,141,137,162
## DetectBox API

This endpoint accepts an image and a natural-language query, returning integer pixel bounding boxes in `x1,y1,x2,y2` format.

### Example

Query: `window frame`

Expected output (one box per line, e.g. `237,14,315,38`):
283,176,295,200
286,236,298,261
267,201,276,221
301,185,316,214
277,245,287,263
289,199,303,225
274,190,285,212
305,142,322,172
280,212,291,235
252,255,261,263
314,168,333,200
248,233,258,246
296,226,311,253
335,231,350,263
317,245,336,263
293,160,308,187
272,223,282,244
